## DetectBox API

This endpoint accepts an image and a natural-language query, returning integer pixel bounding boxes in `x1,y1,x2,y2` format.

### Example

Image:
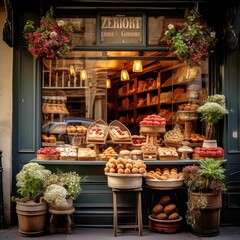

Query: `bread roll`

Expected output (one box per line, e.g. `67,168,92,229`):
156,213,168,220
152,204,163,214
164,204,177,215
159,195,171,206
168,212,179,220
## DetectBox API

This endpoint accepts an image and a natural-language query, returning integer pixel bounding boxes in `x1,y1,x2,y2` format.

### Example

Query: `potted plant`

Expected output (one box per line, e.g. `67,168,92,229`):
162,7,216,67
44,170,82,210
197,94,228,143
182,159,226,236
12,162,52,237
23,6,73,59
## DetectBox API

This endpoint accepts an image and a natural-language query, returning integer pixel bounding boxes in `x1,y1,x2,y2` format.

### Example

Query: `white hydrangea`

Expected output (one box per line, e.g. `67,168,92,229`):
44,184,68,206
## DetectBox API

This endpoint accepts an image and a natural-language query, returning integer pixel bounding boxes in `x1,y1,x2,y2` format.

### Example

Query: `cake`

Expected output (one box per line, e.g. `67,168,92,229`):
88,125,105,140
78,148,96,161
110,126,130,139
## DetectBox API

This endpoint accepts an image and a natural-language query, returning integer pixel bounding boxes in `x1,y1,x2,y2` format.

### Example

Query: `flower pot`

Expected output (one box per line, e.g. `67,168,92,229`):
188,192,222,237
16,200,48,237
50,198,73,211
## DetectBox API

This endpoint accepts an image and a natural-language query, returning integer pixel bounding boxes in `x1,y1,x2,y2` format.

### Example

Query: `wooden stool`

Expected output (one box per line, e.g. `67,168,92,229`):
49,207,75,234
112,187,143,237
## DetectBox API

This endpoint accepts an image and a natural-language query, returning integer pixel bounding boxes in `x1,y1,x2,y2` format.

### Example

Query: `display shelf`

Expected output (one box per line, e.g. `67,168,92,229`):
114,61,204,135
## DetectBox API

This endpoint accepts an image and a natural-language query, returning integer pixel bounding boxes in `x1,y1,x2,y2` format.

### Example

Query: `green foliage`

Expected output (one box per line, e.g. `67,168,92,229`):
183,158,226,194
162,13,216,66
46,169,84,200
14,162,52,202
183,159,226,229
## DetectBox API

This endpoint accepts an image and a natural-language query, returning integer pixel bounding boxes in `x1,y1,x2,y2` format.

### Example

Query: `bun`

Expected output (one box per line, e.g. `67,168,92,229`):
168,212,179,220
156,213,168,220
152,204,163,214
159,195,171,206
164,204,177,215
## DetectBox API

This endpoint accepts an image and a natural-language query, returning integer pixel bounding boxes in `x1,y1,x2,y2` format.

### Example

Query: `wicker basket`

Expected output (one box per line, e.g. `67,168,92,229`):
37,154,59,160
78,157,96,161
140,126,166,133
164,141,182,148
109,120,132,143
143,152,157,160
192,154,224,160
159,156,179,160
177,110,198,121
42,142,57,147
59,156,77,161
86,119,108,144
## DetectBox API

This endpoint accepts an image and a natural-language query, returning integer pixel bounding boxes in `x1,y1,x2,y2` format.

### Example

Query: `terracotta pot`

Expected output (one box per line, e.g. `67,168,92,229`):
16,200,48,237
188,192,222,237
50,198,73,211
148,215,182,233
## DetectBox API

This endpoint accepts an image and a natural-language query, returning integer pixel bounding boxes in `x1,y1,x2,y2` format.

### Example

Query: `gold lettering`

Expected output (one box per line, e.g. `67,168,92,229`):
101,17,108,29
101,16,142,29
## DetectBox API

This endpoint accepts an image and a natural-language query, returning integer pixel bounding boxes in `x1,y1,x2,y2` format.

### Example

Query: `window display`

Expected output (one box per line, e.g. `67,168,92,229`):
41,49,209,161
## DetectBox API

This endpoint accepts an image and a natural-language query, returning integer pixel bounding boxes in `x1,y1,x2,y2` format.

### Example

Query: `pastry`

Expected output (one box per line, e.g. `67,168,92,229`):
164,204,177,215
110,126,129,139
88,125,105,140
152,204,164,214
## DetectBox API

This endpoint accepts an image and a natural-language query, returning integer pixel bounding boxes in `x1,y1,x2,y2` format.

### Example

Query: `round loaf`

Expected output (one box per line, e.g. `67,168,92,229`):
168,212,179,220
159,195,171,206
164,204,177,215
156,213,168,220
152,204,163,214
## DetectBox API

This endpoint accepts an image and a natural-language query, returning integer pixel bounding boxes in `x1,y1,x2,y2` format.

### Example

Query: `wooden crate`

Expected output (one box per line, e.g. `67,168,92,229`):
143,152,157,160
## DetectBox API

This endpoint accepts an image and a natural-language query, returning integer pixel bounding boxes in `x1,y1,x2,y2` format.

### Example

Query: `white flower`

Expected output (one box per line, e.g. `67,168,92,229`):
44,184,68,206
210,31,216,38
57,20,65,27
15,162,52,200
168,24,174,30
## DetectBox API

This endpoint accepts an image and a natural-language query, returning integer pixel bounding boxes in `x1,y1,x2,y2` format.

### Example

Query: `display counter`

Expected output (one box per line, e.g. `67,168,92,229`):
31,158,219,228
31,159,203,166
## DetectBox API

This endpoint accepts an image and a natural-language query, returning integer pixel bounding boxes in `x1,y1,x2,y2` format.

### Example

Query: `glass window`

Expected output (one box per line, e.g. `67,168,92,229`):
41,50,209,148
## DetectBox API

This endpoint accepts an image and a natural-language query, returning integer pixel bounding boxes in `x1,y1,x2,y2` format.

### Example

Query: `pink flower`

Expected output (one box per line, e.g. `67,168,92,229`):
23,7,73,59
162,14,216,66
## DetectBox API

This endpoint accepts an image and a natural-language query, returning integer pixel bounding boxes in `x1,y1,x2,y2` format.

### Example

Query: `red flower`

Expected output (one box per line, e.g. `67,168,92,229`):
23,7,73,59
162,14,216,66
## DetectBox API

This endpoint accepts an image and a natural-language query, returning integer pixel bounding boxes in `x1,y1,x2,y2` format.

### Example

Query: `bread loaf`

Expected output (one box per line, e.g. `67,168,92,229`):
164,204,177,215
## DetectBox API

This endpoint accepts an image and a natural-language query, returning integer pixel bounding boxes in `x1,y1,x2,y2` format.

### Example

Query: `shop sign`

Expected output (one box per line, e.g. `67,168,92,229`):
100,15,143,45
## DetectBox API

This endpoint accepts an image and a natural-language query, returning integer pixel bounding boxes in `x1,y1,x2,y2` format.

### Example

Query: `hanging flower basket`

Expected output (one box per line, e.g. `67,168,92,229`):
23,7,73,59
162,6,216,67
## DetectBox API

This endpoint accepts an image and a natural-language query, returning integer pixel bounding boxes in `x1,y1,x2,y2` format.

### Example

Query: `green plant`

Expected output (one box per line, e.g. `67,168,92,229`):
13,162,52,202
183,159,226,229
162,12,216,66
45,170,82,200
23,6,73,59
182,159,226,194
197,94,228,139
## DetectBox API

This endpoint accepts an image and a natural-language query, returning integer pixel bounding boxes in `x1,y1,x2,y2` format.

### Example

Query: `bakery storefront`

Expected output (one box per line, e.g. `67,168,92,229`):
10,0,240,228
